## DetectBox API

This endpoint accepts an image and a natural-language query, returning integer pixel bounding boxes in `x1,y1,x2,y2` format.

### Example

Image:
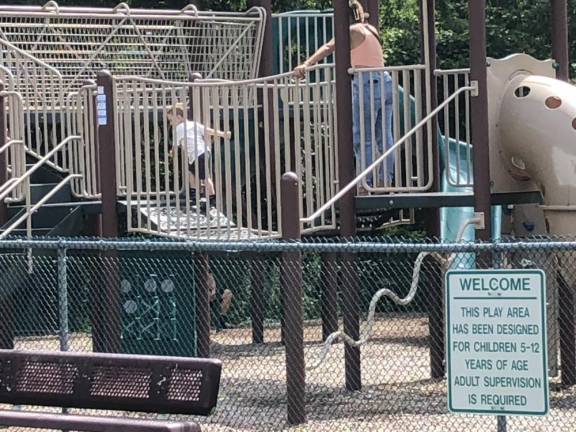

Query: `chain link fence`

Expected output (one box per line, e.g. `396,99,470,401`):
0,237,575,431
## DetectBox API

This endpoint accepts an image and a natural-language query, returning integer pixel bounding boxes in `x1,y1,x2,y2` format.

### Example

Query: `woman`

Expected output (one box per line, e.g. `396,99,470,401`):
293,0,394,189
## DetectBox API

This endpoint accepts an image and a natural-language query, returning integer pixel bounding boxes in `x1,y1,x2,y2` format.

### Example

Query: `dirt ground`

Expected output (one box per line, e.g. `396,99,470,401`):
8,314,576,432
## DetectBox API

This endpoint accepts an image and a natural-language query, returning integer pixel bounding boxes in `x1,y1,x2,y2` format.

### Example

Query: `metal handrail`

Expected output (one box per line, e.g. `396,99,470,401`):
0,39,63,80
0,141,25,197
0,139,23,157
434,68,471,76
0,136,81,202
25,148,68,174
0,178,19,196
0,174,81,239
300,84,476,224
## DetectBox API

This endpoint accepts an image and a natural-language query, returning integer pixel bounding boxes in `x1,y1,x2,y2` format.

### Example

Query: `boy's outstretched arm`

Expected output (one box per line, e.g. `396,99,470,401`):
206,127,232,140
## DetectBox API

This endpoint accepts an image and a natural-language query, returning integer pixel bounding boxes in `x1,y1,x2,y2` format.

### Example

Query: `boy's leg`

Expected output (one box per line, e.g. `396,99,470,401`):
204,178,215,197
188,170,198,202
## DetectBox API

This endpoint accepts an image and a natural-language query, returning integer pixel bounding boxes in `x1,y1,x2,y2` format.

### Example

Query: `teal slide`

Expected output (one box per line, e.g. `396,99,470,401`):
396,88,501,247
439,135,502,245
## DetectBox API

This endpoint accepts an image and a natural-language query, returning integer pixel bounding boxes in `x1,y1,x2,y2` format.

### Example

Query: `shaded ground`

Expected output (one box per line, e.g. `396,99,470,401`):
7,314,576,431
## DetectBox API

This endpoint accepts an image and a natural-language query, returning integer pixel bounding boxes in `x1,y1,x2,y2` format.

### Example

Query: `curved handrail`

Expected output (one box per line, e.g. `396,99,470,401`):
0,136,81,202
0,66,15,89
0,39,63,80
300,84,476,224
116,63,336,88
179,4,198,16
0,174,81,239
112,2,130,14
41,0,59,13
0,139,23,157
25,148,67,174
434,67,471,76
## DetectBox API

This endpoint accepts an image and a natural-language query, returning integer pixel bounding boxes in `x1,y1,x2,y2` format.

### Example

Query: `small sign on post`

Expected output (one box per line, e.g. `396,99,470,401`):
446,270,549,416
97,86,107,126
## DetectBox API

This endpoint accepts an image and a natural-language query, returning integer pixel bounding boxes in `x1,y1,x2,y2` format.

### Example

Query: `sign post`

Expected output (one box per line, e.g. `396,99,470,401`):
446,270,549,416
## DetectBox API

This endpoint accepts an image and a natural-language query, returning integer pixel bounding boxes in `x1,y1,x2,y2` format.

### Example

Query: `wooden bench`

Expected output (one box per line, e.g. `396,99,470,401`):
0,349,222,431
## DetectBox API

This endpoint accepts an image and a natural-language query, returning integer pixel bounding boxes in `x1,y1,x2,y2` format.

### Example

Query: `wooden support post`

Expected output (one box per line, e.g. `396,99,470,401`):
96,71,119,240
558,272,576,386
247,1,274,344
551,0,570,81
281,172,305,425
186,76,212,358
419,0,444,379
250,255,265,344
94,70,121,353
0,82,8,226
469,0,492,241
321,252,339,341
333,0,361,393
366,0,379,28
195,253,211,358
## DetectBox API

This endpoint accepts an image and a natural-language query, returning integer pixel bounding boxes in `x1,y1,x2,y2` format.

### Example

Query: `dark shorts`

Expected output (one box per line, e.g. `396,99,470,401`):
189,153,210,180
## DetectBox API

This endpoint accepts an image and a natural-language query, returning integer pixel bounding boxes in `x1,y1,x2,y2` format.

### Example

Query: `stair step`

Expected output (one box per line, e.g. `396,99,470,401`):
2,206,78,230
25,163,63,184
46,205,86,237
30,182,72,204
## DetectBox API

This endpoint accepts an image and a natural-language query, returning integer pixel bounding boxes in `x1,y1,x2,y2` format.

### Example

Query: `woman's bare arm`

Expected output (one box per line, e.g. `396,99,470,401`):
293,38,335,78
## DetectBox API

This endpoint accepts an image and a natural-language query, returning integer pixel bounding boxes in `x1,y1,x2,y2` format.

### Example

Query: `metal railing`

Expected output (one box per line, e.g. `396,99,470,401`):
351,65,430,193
0,39,69,171
0,136,81,238
435,68,473,188
0,2,268,200
0,88,27,201
272,10,334,75
114,64,338,240
0,174,80,239
302,83,476,224
0,1,266,92
65,82,100,198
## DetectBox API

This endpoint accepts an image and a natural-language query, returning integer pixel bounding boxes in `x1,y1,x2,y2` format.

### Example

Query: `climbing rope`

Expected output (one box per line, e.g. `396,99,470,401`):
307,216,482,370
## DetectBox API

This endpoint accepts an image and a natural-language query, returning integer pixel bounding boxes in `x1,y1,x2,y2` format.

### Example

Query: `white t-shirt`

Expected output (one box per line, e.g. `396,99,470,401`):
174,120,207,162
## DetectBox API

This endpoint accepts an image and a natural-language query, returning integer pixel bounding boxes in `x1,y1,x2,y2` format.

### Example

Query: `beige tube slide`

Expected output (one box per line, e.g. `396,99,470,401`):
490,54,576,236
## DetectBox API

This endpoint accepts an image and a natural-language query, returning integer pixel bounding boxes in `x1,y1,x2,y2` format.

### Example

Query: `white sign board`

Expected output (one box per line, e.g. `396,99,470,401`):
96,86,107,126
446,270,548,416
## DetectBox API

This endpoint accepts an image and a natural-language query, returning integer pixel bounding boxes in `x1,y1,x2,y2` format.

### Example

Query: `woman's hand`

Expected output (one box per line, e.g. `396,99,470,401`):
293,63,308,79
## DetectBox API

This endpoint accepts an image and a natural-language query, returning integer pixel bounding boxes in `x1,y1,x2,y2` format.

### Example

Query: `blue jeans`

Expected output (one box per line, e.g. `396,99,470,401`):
352,71,394,186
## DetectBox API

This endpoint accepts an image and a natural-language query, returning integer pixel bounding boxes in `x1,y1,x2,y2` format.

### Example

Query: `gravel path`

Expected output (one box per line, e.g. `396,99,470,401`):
7,314,576,431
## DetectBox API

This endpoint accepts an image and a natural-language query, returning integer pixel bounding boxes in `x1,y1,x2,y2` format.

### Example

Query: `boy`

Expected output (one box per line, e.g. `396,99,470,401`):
167,103,231,208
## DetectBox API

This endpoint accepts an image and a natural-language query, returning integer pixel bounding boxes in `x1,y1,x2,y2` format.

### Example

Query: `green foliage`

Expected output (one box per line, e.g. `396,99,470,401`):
14,0,576,75
380,0,421,66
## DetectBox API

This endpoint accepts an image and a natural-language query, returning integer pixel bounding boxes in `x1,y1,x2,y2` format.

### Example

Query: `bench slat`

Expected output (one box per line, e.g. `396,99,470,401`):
0,410,201,432
0,350,221,415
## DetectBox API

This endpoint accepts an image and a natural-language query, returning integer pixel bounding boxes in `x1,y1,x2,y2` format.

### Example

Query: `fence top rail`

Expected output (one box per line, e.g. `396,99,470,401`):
0,237,576,253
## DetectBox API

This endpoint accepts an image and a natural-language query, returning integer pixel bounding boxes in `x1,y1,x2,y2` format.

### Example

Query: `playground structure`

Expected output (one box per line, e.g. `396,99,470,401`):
0,0,575,430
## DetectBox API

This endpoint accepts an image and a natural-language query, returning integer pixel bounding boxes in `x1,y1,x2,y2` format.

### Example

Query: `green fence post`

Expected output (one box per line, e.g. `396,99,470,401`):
57,247,70,352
